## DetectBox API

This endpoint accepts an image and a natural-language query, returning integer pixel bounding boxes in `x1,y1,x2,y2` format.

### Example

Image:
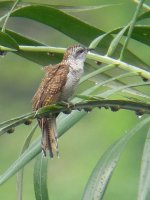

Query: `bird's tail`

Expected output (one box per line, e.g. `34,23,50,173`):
38,117,58,158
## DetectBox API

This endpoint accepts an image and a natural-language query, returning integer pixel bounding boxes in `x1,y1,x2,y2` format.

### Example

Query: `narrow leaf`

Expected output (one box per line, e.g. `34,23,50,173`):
137,126,150,200
131,25,150,46
0,1,14,18
120,0,145,60
133,0,150,10
1,0,20,32
0,137,41,185
16,124,38,200
0,112,33,136
34,154,49,200
106,25,129,56
11,5,105,46
89,33,108,49
79,64,116,84
51,4,122,12
6,29,62,65
0,31,18,49
0,110,86,185
100,81,150,99
138,10,150,21
10,5,148,67
82,116,150,200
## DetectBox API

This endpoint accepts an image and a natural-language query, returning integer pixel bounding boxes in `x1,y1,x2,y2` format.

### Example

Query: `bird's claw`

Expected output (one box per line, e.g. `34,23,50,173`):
58,101,74,114
58,101,70,108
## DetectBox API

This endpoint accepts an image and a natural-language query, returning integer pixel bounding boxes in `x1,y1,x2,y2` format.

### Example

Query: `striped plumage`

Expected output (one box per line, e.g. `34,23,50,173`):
32,44,91,158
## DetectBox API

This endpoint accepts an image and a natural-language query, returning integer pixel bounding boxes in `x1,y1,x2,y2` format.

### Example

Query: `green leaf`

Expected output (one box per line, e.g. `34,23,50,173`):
137,125,150,200
0,112,33,136
1,94,150,185
82,116,150,200
1,0,21,32
0,31,18,50
106,25,129,56
131,25,150,46
88,33,108,49
138,10,150,21
51,3,122,12
34,154,49,200
0,137,41,185
0,1,121,14
0,110,86,185
100,81,150,99
16,124,38,200
10,5,149,67
119,0,145,60
6,29,62,65
89,25,150,54
134,1,150,10
75,94,104,101
81,72,137,99
80,64,116,84
11,5,104,46
0,1,14,15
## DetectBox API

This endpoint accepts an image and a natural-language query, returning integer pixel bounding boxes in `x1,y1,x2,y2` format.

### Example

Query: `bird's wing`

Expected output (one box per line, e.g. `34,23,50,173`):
32,63,69,111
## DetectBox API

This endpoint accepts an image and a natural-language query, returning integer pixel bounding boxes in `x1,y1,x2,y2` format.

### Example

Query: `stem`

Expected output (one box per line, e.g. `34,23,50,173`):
1,99,150,135
133,0,150,10
37,100,150,116
0,45,149,80
0,14,8,23
119,0,145,60
80,64,116,84
88,52,150,80
16,123,38,200
16,46,150,80
19,45,65,53
1,0,20,32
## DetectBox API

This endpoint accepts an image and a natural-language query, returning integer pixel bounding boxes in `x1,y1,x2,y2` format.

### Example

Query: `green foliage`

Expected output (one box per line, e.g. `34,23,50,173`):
34,154,49,200
0,0,150,199
82,116,150,200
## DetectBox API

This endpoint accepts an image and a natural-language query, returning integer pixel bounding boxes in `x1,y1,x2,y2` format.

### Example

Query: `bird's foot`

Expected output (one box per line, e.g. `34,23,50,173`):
58,101,70,108
58,101,73,114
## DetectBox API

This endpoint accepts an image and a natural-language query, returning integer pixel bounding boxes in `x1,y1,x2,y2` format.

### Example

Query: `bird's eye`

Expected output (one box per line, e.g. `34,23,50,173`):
77,49,84,54
75,49,85,57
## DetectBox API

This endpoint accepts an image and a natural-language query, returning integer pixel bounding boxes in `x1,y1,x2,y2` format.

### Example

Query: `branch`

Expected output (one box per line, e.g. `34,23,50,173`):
119,0,145,60
1,45,150,80
1,0,20,32
0,99,150,135
133,0,150,10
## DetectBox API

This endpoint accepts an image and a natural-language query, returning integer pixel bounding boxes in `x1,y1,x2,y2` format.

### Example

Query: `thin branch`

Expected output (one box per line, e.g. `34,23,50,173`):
0,99,150,135
133,0,150,10
119,0,145,60
1,0,20,32
0,45,149,80
37,100,150,116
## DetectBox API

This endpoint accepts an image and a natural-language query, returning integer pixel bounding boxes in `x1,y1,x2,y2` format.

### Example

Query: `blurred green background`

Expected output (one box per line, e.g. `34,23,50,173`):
0,0,150,199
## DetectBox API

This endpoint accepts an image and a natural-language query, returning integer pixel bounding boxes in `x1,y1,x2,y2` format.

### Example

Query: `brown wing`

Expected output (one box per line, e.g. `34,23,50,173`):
32,63,69,111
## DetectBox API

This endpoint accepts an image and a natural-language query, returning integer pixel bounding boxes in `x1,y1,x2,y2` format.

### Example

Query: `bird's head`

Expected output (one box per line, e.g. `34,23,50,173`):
63,44,93,65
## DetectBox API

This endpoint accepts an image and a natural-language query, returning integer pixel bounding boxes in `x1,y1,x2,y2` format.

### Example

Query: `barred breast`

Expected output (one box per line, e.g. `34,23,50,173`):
60,66,84,101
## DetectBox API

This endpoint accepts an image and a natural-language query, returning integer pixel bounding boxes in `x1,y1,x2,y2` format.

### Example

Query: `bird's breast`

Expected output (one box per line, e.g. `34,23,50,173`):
61,67,83,101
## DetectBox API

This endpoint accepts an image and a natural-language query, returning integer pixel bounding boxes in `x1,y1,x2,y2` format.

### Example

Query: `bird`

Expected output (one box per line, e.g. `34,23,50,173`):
32,44,92,158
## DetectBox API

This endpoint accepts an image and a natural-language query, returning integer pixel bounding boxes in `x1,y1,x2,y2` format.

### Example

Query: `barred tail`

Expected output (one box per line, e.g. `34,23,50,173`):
38,117,58,158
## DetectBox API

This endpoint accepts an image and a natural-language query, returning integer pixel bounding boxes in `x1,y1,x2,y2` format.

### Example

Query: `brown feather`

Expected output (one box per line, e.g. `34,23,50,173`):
32,63,69,157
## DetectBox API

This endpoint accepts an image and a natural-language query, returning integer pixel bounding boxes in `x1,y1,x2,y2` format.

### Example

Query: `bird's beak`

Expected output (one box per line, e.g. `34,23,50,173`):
87,48,94,52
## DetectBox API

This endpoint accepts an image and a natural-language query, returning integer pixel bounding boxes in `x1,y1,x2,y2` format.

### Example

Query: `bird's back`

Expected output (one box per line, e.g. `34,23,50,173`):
32,63,69,111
